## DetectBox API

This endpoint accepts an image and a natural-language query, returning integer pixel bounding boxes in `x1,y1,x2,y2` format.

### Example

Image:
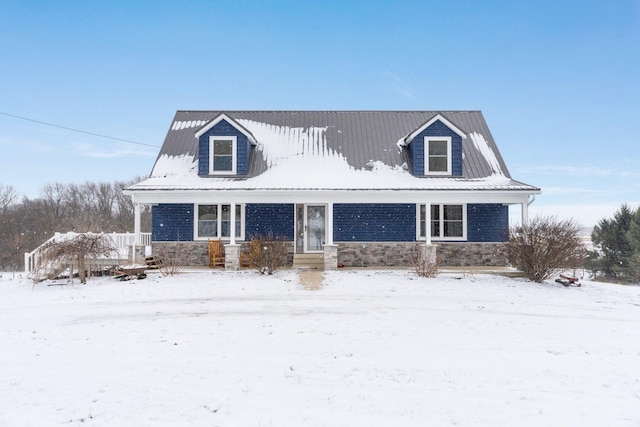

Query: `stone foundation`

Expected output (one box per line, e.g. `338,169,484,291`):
152,241,508,268
337,242,419,267
151,241,295,268
437,242,508,266
336,241,508,268
152,242,209,266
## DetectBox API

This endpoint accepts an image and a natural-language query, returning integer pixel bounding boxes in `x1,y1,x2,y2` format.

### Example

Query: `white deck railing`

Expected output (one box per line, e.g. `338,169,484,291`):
24,232,152,274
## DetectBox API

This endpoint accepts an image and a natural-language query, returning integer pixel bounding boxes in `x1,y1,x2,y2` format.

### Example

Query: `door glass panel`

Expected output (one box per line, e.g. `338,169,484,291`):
296,205,304,253
306,206,325,252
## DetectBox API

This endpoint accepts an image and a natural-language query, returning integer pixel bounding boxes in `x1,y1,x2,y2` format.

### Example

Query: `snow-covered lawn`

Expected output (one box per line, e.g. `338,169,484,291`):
0,269,638,426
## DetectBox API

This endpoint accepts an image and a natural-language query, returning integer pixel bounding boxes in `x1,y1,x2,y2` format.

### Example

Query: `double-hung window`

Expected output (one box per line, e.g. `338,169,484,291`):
209,136,236,174
196,204,243,239
418,204,466,240
424,137,451,175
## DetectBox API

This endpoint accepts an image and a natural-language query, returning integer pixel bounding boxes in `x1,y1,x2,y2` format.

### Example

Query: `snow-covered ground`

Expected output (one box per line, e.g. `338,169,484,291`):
0,269,638,426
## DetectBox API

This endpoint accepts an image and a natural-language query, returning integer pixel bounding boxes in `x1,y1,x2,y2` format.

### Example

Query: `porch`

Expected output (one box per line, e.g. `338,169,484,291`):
24,232,152,278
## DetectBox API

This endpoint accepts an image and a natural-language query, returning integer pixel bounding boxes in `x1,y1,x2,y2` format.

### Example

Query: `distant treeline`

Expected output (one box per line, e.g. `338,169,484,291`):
0,178,150,270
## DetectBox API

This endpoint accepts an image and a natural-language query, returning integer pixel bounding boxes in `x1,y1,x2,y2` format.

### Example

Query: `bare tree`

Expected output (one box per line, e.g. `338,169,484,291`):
0,183,16,213
37,233,117,284
64,183,91,230
40,182,67,231
1,177,150,270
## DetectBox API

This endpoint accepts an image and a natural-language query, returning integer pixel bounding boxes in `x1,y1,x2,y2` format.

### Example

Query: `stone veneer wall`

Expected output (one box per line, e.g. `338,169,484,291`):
152,241,507,268
152,241,295,267
436,242,508,267
336,242,508,267
152,242,209,266
337,242,419,267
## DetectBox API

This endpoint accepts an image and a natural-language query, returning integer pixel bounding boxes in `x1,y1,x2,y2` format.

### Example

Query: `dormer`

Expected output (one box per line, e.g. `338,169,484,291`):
397,113,466,177
195,113,257,176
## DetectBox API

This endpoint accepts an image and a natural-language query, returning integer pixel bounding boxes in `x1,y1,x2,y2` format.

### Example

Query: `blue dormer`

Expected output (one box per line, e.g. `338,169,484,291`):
195,114,257,176
399,114,465,177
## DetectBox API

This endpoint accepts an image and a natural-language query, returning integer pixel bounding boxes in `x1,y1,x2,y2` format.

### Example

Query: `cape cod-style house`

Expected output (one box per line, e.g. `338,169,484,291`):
125,110,540,270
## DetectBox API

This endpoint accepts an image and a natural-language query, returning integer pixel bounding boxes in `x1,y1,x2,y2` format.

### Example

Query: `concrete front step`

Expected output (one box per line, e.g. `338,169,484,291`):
292,253,324,269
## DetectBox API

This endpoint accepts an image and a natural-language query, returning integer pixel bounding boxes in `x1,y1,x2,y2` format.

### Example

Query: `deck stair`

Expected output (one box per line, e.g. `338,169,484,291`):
145,256,163,269
292,253,324,270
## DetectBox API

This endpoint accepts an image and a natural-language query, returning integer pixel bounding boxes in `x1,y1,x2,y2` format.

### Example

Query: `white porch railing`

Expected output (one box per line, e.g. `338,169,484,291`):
24,232,152,275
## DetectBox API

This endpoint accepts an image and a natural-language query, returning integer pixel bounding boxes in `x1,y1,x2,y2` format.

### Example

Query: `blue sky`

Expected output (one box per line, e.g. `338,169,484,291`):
0,0,638,227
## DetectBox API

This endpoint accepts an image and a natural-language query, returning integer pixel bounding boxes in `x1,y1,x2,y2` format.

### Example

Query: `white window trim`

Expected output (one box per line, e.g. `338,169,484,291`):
416,203,467,241
194,203,245,241
424,136,452,175
209,136,237,175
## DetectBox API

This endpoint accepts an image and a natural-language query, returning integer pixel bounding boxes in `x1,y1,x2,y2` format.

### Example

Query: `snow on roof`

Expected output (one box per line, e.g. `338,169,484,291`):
141,121,529,191
171,120,208,131
469,132,504,176
236,119,341,168
129,111,539,193
152,154,198,178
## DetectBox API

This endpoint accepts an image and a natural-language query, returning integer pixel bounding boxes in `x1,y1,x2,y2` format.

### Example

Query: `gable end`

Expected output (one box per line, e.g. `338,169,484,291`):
399,113,466,147
406,118,464,176
197,117,253,176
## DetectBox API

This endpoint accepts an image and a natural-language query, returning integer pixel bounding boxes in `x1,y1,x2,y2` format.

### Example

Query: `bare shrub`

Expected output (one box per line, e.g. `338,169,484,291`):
158,255,183,277
249,234,290,275
413,244,442,278
36,233,116,284
508,216,587,283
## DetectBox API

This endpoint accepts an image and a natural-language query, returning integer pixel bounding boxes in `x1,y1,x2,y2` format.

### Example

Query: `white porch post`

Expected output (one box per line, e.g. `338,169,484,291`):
225,203,240,270
230,202,236,245
326,202,333,245
421,202,437,266
323,202,338,270
522,199,529,225
134,203,141,244
425,203,432,245
132,203,141,263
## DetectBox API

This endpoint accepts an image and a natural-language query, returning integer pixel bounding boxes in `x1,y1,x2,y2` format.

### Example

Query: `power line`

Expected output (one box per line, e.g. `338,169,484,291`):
0,111,161,148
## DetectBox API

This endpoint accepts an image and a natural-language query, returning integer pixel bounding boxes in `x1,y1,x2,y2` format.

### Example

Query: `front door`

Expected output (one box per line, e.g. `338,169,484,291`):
296,204,326,253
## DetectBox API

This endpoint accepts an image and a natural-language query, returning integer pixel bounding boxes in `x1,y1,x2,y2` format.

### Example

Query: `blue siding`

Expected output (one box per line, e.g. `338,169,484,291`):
245,204,294,240
409,119,463,176
149,202,507,243
198,119,251,176
467,204,508,242
334,204,416,242
152,204,194,241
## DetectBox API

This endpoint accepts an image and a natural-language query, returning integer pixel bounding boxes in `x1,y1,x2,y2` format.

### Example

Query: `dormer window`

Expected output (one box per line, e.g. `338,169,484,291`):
210,136,237,174
196,114,257,177
425,137,451,175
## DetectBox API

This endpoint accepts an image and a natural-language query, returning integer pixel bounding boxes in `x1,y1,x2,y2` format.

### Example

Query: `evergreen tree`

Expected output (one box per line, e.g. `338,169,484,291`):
589,204,636,280
626,208,640,281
